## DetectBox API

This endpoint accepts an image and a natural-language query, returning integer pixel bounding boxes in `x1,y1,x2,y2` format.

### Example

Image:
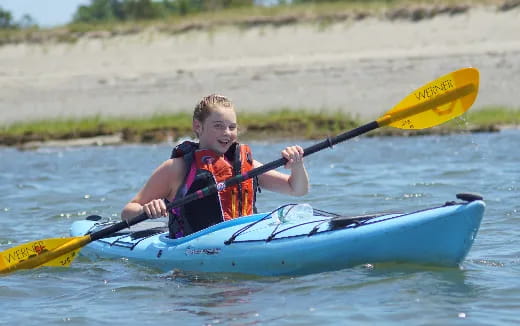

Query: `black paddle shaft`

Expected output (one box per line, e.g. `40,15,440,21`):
91,121,380,240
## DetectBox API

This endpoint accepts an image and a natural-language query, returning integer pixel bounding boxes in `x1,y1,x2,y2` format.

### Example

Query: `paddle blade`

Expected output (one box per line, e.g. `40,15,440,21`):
0,236,89,274
379,68,479,129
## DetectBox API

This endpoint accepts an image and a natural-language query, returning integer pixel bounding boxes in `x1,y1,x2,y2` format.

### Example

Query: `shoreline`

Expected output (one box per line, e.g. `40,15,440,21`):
3,124,506,151
2,107,518,149
1,3,519,130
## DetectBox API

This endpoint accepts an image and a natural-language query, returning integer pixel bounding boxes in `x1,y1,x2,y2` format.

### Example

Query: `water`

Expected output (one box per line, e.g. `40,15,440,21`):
1,130,519,325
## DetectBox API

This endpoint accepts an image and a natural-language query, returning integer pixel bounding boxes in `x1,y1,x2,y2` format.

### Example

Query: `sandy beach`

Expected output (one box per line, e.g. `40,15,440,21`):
1,5,519,125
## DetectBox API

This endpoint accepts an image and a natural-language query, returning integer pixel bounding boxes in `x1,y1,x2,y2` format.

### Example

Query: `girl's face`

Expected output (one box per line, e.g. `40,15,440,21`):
194,106,238,155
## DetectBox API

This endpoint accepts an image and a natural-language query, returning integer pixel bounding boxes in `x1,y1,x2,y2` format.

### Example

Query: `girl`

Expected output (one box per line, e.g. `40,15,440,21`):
121,94,309,238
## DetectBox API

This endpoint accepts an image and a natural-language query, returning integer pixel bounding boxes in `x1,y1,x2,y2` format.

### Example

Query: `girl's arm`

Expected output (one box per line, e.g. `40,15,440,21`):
121,158,185,220
255,145,309,196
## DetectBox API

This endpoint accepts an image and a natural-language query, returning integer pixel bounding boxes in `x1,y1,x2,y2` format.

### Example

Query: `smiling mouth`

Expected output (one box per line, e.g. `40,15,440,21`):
218,139,230,146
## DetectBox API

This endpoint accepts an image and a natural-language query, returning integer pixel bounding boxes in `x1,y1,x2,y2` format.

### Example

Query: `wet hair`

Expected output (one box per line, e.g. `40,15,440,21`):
193,94,234,123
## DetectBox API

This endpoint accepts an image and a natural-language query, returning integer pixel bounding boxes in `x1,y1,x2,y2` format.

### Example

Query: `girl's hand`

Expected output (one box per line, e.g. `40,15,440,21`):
142,199,168,219
282,145,304,169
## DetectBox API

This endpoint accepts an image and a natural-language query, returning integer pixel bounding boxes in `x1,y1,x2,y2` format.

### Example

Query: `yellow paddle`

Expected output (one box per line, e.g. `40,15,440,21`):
0,67,480,274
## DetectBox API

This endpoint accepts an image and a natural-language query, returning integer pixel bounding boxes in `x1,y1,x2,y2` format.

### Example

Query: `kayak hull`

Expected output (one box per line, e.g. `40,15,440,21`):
70,200,485,276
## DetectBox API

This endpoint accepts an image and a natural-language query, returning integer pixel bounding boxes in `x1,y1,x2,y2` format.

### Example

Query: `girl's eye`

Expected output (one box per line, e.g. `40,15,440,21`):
213,123,237,131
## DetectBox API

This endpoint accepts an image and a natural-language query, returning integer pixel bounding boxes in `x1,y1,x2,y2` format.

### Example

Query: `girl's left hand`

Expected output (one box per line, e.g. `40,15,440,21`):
282,145,304,169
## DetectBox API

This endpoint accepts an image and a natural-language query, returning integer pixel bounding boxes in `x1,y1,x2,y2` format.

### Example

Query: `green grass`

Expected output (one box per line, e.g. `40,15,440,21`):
0,107,518,147
237,109,359,139
463,106,520,126
0,110,360,146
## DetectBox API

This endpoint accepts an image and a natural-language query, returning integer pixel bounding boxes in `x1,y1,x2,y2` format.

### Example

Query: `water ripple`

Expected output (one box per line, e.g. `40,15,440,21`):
1,131,519,325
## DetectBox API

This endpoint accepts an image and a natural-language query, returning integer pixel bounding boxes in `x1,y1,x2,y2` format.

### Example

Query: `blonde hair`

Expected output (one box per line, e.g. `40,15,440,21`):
193,94,234,123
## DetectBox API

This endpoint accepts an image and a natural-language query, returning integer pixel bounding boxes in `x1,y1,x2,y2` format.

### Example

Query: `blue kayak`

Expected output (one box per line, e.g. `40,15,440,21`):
70,194,485,276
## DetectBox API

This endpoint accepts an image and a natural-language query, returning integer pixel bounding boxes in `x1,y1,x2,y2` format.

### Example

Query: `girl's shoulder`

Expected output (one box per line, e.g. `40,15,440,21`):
155,157,186,180
168,156,186,170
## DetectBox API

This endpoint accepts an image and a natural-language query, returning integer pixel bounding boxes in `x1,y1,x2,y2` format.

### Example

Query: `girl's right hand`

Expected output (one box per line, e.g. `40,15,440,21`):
142,199,168,219
282,145,305,169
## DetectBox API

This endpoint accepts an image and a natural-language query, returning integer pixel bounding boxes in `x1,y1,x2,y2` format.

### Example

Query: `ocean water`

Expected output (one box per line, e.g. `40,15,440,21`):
0,130,518,325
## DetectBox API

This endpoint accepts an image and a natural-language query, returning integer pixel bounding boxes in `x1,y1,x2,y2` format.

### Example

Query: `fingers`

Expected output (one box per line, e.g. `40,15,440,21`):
143,199,168,219
282,145,304,168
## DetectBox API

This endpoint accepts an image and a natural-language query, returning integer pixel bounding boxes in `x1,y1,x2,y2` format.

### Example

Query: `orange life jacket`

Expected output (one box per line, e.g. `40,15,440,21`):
167,141,257,238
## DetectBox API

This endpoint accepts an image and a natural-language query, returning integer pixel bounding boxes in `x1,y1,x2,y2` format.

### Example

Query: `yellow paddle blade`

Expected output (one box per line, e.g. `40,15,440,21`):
377,67,479,129
0,236,90,274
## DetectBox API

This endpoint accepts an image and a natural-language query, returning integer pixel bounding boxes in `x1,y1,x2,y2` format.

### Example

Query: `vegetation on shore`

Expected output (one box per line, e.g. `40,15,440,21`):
0,107,518,147
1,0,520,46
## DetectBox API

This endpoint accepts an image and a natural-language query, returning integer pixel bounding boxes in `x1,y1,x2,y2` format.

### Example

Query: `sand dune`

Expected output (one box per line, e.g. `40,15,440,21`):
1,6,519,124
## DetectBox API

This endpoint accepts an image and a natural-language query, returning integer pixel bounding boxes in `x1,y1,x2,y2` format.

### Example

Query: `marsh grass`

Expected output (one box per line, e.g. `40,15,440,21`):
0,106,518,146
0,110,360,145
463,106,520,126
